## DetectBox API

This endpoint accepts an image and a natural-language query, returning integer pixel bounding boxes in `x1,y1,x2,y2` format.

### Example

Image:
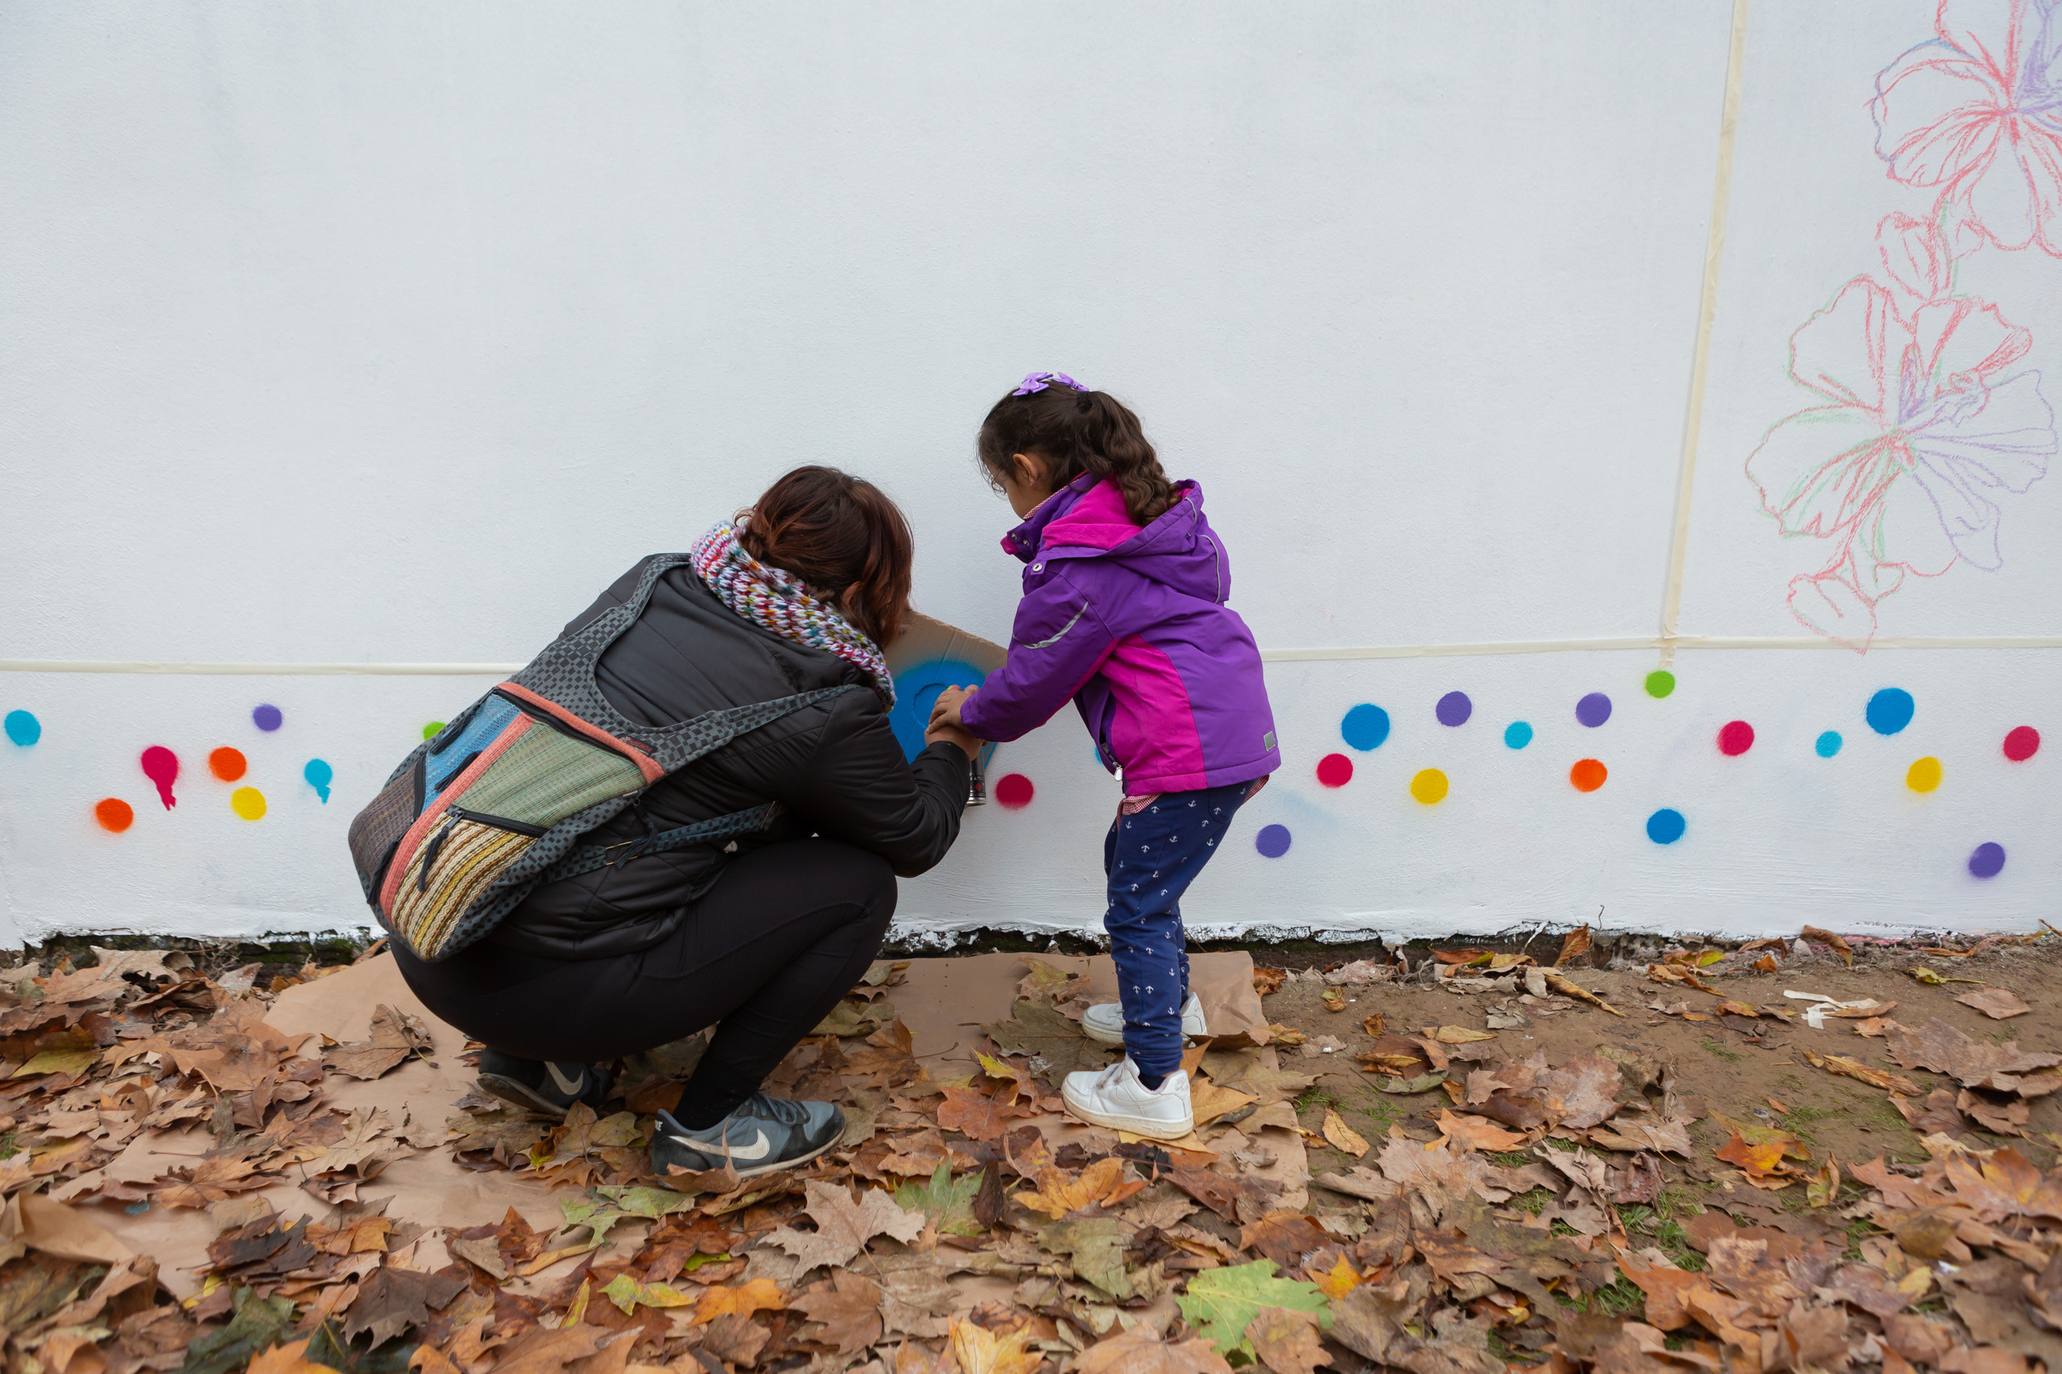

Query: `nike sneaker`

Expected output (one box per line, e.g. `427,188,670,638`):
650,1092,845,1179
476,1049,612,1119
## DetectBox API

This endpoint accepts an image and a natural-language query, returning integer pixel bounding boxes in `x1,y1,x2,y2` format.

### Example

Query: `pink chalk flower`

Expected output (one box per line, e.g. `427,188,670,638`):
1747,275,2054,646
1872,0,2062,256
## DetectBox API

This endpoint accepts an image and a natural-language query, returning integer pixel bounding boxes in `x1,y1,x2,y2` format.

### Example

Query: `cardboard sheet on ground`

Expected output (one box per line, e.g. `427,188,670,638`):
87,948,1299,1296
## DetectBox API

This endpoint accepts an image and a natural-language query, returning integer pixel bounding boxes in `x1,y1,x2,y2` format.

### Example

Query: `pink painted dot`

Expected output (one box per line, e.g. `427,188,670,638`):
1717,720,1755,756
2003,726,2040,762
140,746,180,810
1316,753,1353,787
994,773,1034,809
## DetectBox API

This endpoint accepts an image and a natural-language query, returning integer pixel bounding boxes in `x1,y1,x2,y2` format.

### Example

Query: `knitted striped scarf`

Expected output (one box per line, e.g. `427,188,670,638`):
690,523,897,706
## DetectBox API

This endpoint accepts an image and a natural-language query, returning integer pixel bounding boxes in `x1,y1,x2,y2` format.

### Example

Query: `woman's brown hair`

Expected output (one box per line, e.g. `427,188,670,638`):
736,466,914,646
976,381,1178,525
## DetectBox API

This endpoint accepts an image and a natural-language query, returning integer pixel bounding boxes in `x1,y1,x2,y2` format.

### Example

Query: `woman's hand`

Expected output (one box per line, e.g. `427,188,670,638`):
926,686,980,760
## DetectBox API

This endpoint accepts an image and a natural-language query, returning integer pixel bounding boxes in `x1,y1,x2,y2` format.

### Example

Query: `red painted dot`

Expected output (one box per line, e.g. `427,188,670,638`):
1717,720,1755,756
1316,753,1353,787
994,773,1034,809
94,798,134,833
208,746,247,782
1569,758,1607,792
2003,726,2040,762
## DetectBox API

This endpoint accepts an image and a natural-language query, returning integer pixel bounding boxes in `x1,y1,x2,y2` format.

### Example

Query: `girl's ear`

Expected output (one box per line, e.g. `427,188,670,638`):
1012,451,1050,490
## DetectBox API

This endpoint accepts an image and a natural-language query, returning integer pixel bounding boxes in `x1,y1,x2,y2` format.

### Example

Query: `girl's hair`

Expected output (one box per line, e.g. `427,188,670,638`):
977,382,1178,525
737,466,914,645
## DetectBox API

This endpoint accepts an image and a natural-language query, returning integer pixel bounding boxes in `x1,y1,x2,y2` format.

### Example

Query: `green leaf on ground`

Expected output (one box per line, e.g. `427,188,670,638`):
1177,1259,1330,1358
893,1162,985,1238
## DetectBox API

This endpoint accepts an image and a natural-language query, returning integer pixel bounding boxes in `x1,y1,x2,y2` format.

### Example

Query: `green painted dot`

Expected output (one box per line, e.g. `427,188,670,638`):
1644,670,1676,699
422,721,446,741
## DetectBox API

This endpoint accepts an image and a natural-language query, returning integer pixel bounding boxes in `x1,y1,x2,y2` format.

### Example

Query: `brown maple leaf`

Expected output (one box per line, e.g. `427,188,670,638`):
1247,1307,1331,1374
323,1004,434,1081
1955,987,2032,1021
937,1085,1028,1143
342,1264,466,1347
1890,1020,2062,1095
762,1178,924,1273
1076,1323,1233,1374
792,1270,884,1354
1013,1157,1146,1219
949,1318,1042,1374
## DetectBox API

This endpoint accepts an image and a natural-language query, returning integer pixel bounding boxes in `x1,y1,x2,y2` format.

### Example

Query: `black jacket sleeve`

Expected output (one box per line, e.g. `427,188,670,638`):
780,688,970,878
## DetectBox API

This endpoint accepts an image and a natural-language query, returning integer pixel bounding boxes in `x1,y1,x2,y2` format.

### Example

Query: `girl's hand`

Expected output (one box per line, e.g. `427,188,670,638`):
928,685,974,730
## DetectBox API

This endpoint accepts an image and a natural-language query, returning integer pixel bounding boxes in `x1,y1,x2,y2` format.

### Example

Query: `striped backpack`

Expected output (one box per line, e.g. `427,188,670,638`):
346,554,854,962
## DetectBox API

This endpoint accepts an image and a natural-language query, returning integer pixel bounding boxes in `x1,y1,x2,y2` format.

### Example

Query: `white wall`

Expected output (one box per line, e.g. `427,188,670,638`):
3,1,2057,946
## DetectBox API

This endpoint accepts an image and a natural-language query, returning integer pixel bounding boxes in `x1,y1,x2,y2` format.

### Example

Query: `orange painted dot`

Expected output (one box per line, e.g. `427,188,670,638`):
94,798,134,833
209,747,248,782
1569,758,1608,792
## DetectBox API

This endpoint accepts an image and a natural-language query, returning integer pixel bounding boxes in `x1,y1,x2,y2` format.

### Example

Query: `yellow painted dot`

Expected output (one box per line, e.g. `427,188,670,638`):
230,786,268,821
1906,756,1942,793
1409,768,1449,805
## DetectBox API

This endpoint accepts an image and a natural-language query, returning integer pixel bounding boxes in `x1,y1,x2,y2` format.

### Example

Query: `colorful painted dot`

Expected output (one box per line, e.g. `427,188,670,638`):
422,721,447,742
1409,768,1449,804
1575,692,1612,728
1646,808,1686,845
1568,758,1607,792
1255,823,1292,858
1906,756,1942,793
1316,753,1353,787
2003,726,2040,762
1815,731,1843,758
304,758,334,803
1435,692,1472,727
208,746,247,782
3,710,41,747
1504,721,1534,750
93,798,133,833
1644,670,1676,699
230,786,268,821
1717,720,1755,756
140,746,180,810
252,703,284,732
1341,703,1390,751
1968,842,2006,879
1866,687,1914,735
994,773,1035,809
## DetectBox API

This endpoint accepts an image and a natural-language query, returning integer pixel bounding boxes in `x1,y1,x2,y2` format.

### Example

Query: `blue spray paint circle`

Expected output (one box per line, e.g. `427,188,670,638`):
1435,691,1472,727
1968,842,2006,879
1340,703,1390,751
3,710,41,747
888,658,995,769
1255,824,1292,858
1575,693,1612,728
1865,688,1914,735
1504,721,1534,749
1645,808,1686,845
252,703,284,732
303,758,334,803
1815,730,1843,758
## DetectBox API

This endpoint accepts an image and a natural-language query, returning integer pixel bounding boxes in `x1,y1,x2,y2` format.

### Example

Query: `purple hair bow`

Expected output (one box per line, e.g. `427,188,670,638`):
1012,371,1086,396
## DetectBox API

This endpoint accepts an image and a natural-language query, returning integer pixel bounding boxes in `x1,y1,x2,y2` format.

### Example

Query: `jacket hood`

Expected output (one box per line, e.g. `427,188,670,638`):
1002,476,1221,601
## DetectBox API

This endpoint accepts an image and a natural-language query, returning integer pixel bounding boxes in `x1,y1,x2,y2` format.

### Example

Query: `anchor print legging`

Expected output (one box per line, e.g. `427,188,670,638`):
1101,780,1255,1081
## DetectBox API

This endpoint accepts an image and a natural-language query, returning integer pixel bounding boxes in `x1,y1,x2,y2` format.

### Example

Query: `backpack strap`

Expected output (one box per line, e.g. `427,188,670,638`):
545,802,784,882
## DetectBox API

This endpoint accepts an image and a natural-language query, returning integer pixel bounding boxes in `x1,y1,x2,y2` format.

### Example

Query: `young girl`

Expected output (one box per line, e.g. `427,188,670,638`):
930,371,1278,1138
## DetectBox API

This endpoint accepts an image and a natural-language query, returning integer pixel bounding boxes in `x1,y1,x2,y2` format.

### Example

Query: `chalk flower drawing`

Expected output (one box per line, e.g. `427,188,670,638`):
1871,0,2062,256
1748,1,2060,649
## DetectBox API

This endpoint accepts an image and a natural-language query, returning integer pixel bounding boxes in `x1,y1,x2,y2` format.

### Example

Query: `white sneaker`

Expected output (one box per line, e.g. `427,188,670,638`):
1061,1058,1194,1139
1080,992,1208,1046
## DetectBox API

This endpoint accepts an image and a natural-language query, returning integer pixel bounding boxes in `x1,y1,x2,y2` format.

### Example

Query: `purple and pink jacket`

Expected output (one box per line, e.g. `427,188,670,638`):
960,475,1280,796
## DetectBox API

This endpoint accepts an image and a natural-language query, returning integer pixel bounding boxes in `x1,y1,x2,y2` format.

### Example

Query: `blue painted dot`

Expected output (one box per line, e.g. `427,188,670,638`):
303,758,334,803
1575,693,1612,728
1435,691,1473,727
3,710,41,747
1866,688,1914,736
1255,824,1292,859
1341,704,1390,751
1815,730,1843,758
1504,721,1534,749
252,703,284,732
1968,842,2005,879
1645,808,1686,845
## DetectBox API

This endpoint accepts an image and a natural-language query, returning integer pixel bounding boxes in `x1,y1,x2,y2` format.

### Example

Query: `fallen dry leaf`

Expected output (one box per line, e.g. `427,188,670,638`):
323,1004,434,1081
1320,988,1346,1014
949,1318,1042,1374
693,1278,784,1324
762,1179,925,1273
1956,987,2032,1020
1319,1109,1370,1158
1805,1050,1921,1096
1075,1323,1233,1374
1555,925,1593,967
1014,1157,1146,1219
1246,1306,1331,1374
1801,926,1854,965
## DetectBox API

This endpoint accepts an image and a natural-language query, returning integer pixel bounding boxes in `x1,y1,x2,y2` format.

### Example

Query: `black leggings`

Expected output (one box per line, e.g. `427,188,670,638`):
394,839,896,1125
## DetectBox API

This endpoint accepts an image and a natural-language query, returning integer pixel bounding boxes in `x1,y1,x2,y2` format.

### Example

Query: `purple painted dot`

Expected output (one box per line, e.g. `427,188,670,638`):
1255,824,1292,859
1968,842,2006,879
252,703,284,732
1435,691,1473,727
1575,692,1612,728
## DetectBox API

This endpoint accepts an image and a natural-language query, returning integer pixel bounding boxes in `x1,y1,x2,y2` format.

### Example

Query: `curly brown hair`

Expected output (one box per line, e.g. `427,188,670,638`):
976,382,1177,525
736,466,914,646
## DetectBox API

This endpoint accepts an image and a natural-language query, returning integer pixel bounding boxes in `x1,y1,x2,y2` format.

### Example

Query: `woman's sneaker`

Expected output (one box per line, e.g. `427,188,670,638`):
476,1050,612,1119
1080,992,1208,1046
1061,1058,1194,1139
650,1093,845,1179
